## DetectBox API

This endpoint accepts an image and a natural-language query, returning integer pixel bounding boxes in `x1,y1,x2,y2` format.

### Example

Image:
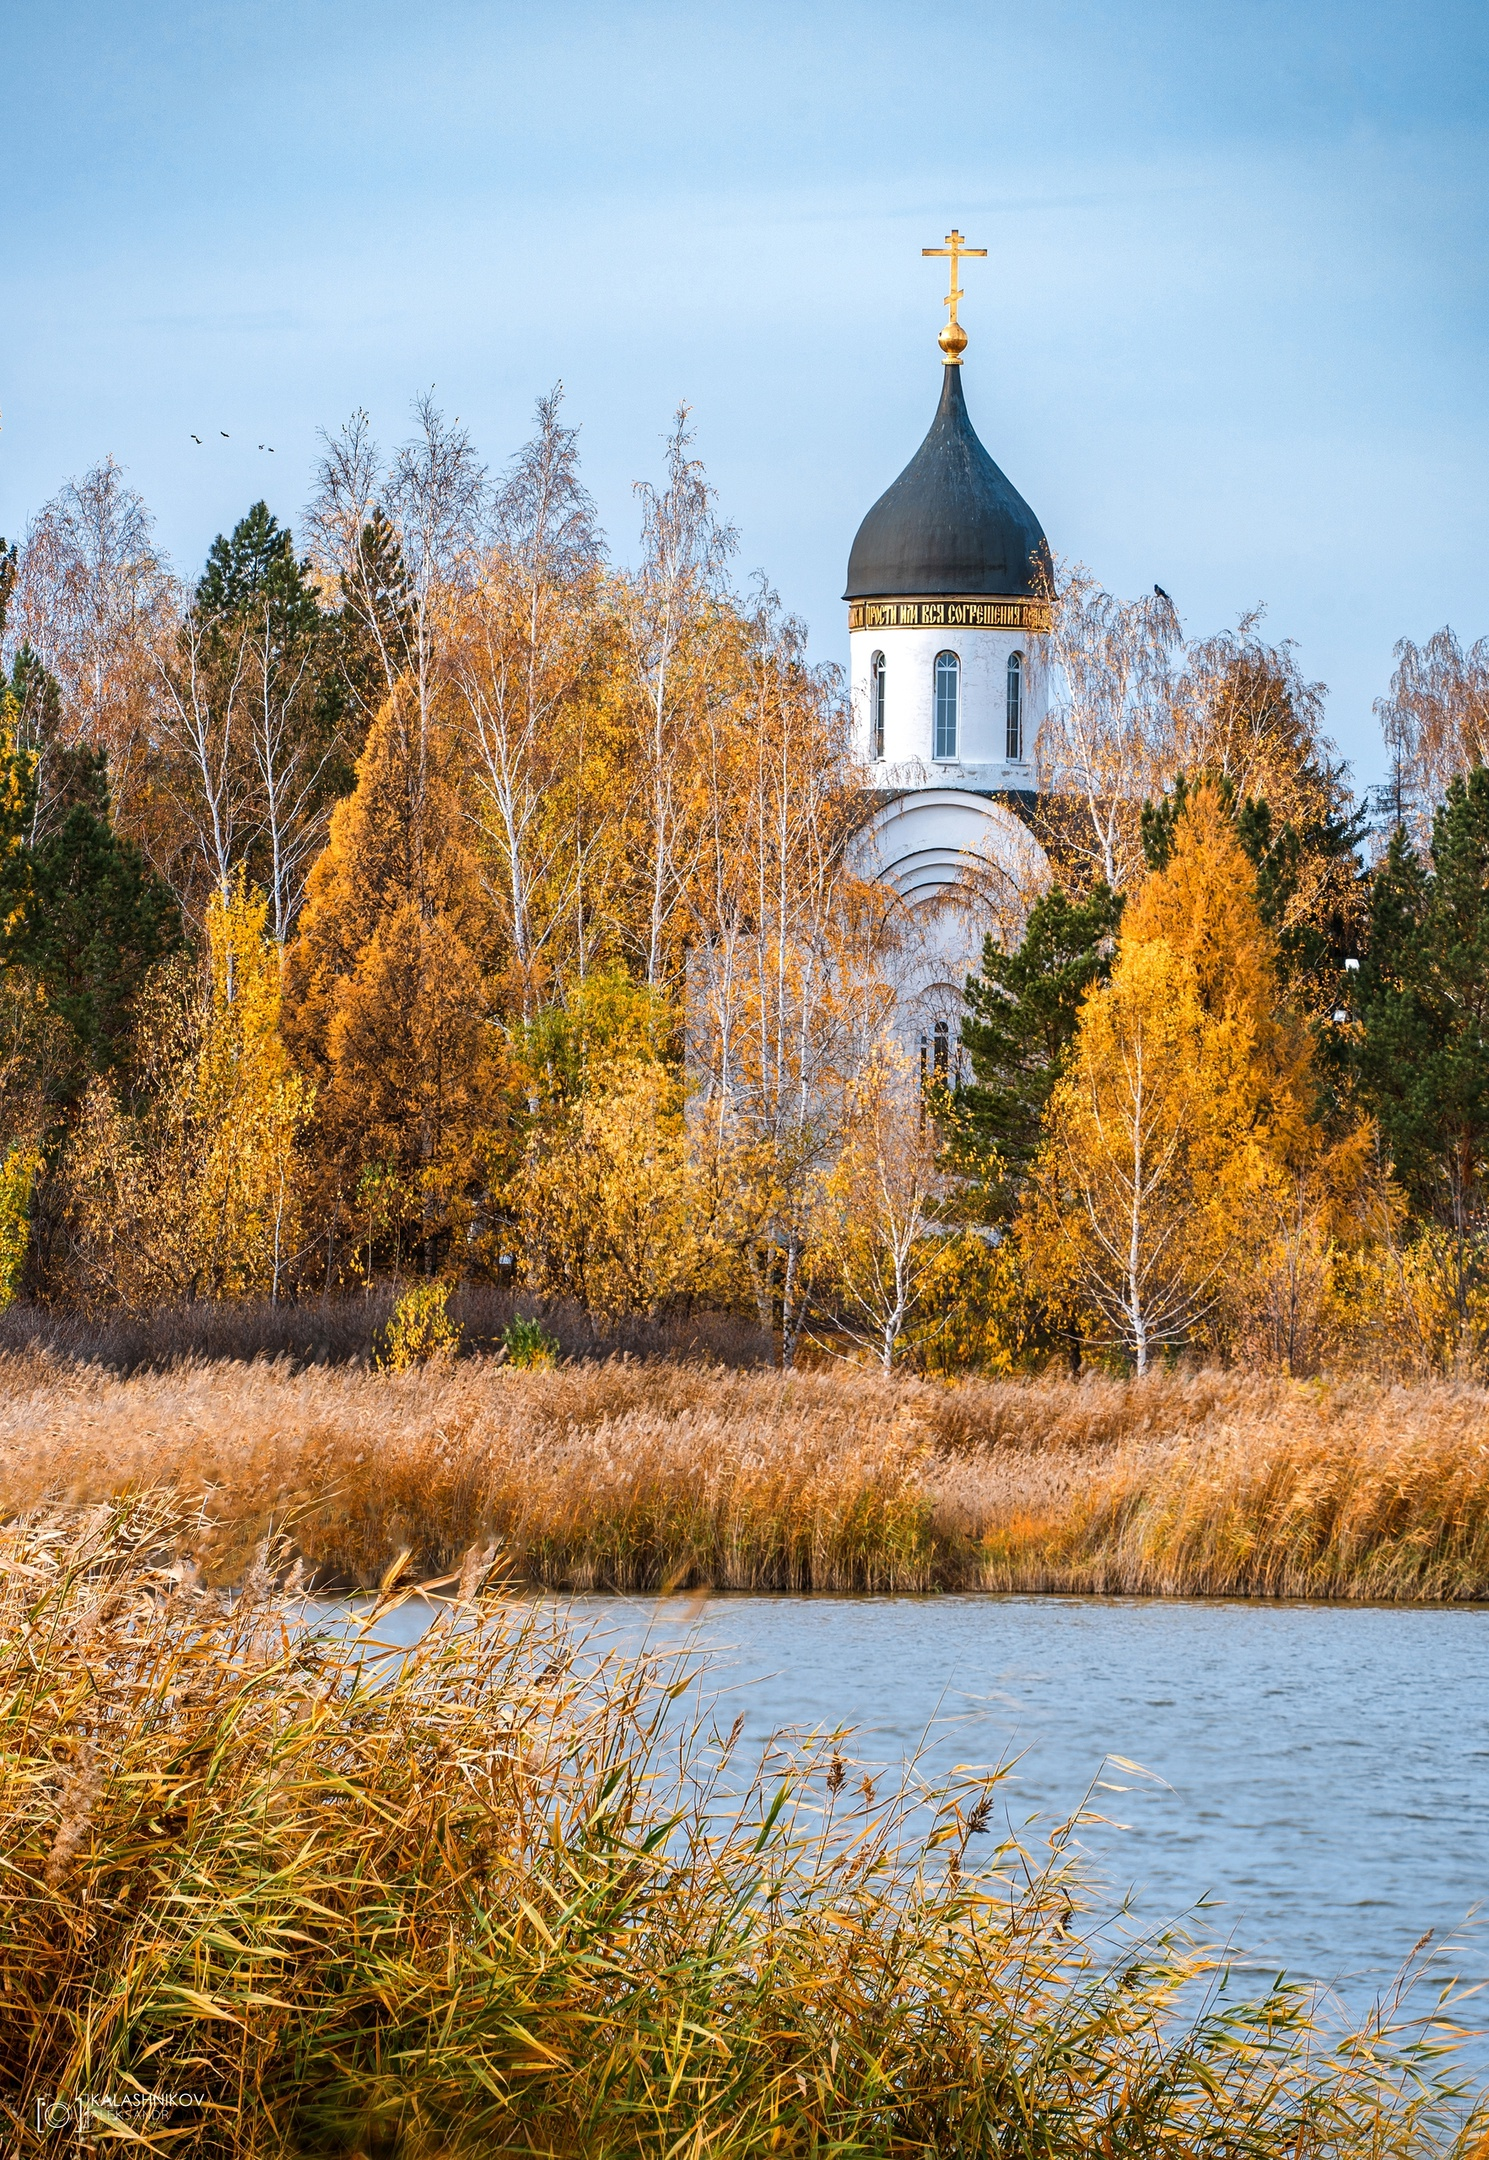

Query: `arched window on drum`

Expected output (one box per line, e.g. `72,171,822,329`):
869,649,886,760
933,651,959,761
1006,650,1025,762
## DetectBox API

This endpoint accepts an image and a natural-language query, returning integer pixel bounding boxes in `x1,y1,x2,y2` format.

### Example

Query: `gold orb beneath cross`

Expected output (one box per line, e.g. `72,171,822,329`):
938,318,968,362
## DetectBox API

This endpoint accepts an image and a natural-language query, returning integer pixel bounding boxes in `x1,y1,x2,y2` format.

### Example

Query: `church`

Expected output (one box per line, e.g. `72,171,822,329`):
844,231,1055,1064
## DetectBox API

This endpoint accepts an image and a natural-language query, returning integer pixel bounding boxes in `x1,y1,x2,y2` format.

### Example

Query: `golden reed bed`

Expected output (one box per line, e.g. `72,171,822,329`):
10,1498,1479,2157
3,1351,1488,1598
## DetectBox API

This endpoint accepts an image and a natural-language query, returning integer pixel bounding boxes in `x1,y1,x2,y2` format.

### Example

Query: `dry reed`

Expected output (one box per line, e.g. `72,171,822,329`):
0,1354,1487,1598
1,1495,1481,2157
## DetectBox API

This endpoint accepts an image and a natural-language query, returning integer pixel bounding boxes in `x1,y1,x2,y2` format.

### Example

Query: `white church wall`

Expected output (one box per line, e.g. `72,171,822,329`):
850,623,1046,788
852,789,1051,1069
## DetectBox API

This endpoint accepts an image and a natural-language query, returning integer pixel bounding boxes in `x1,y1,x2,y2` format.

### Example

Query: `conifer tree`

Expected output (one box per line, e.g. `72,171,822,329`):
325,509,416,735
0,646,181,1084
285,688,500,1280
10,745,180,1077
1172,626,1365,958
4,646,63,841
161,502,347,937
1123,782,1319,1142
0,683,35,939
1141,768,1364,1023
0,644,79,1277
1353,770,1489,1355
306,397,486,852
956,882,1122,1219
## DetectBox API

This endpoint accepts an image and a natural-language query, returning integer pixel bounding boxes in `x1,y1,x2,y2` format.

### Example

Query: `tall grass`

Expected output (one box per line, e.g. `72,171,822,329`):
1,1355,1488,1598
1,1496,1481,2157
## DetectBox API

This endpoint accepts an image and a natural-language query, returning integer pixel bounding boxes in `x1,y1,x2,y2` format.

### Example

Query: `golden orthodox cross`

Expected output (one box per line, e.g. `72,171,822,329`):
922,228,986,361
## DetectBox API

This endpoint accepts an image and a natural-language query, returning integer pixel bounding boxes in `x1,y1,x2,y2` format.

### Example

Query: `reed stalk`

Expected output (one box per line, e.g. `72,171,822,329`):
1,1496,1482,2156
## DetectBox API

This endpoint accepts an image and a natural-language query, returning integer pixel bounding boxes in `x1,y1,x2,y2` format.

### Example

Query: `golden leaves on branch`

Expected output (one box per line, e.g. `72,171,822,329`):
511,1058,701,1323
1023,783,1373,1374
63,879,312,1308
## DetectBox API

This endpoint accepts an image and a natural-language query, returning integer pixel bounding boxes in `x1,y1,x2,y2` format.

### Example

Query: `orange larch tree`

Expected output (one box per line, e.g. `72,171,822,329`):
285,685,506,1283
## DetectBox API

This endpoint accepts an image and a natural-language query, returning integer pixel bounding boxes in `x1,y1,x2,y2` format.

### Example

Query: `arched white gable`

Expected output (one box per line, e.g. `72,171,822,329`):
856,788,1048,905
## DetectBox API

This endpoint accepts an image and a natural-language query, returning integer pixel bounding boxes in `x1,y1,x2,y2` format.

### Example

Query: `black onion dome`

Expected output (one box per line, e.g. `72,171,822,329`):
844,366,1050,601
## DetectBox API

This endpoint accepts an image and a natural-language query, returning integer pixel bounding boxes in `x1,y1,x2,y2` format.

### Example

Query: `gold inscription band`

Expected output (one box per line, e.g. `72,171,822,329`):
848,597,1053,633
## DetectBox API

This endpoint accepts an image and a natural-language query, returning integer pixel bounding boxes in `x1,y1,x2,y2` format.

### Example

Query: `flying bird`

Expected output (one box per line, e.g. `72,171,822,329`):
220,430,229,438
190,434,202,444
1154,583,1172,600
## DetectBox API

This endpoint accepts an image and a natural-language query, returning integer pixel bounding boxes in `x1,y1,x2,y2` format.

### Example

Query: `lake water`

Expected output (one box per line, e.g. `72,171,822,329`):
353,1592,1489,2055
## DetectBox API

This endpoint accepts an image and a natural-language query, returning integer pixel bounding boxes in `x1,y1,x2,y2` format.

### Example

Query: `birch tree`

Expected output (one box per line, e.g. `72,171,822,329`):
809,1038,949,1372
685,586,881,1364
6,458,172,835
1028,936,1218,1373
619,405,736,988
153,591,254,908
1374,627,1489,843
244,588,331,942
1037,564,1181,889
449,387,605,1010
306,396,486,886
62,883,313,1309
1026,782,1332,1370
153,504,346,936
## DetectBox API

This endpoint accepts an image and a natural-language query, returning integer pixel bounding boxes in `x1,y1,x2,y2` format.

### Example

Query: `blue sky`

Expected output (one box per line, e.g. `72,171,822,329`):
5,0,1486,789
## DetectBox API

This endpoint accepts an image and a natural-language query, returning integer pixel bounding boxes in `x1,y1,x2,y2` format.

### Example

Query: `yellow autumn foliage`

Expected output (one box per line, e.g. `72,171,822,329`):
809,1039,948,1371
0,1145,40,1309
511,1058,702,1321
1024,783,1370,1371
65,880,312,1307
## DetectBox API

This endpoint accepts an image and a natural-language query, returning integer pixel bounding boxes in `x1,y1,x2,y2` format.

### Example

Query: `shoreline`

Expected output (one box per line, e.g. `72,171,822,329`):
5,1348,1489,1603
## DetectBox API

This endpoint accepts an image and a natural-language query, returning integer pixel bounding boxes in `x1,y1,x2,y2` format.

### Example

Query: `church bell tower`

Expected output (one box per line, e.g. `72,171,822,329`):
847,231,1053,905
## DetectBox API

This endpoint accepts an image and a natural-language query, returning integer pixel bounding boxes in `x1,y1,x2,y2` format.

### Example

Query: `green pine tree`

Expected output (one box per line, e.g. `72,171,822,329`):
331,509,416,730
955,882,1123,1221
8,744,182,1078
1353,770,1489,1352
0,538,16,643
197,500,324,637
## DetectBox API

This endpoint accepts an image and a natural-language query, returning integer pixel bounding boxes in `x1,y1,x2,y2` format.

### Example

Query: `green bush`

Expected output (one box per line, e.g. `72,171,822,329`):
501,1312,560,1369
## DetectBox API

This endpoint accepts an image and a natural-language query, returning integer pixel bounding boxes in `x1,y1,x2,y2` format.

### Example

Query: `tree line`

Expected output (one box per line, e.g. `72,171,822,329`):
0,387,1484,1375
